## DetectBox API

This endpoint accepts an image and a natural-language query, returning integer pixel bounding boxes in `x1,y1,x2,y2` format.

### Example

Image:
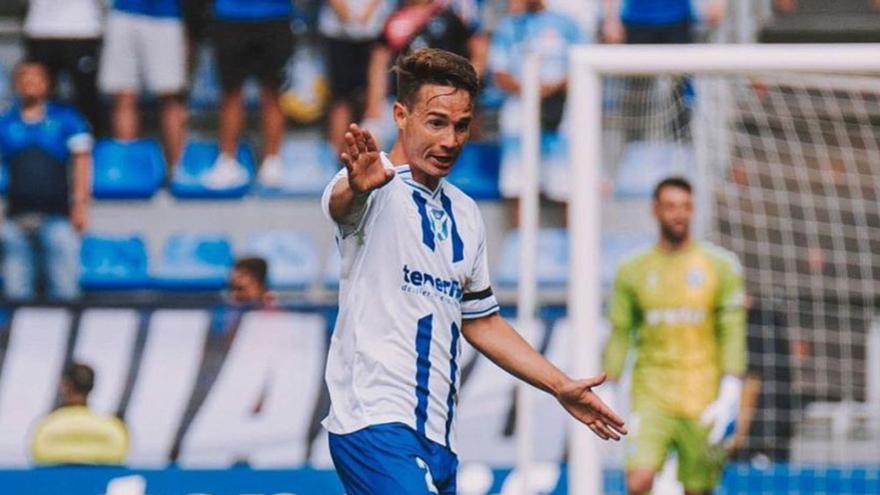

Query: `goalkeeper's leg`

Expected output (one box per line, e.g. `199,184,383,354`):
674,418,727,495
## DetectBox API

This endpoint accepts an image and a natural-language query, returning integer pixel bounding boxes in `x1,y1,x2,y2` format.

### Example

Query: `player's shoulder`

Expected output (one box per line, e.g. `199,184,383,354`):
616,245,657,278
697,241,743,274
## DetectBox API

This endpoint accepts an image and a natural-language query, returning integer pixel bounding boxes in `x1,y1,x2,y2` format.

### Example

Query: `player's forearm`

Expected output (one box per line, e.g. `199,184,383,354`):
72,152,92,207
328,179,371,227
468,34,489,78
718,308,747,375
366,46,391,116
493,72,521,95
462,313,568,396
603,0,621,20
602,325,630,380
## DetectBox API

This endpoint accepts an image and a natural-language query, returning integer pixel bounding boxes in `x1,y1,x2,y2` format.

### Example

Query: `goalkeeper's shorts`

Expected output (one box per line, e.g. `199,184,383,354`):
625,405,726,492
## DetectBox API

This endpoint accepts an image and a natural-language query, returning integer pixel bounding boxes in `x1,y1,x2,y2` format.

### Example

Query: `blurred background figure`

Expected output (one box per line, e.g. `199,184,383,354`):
31,362,129,465
99,0,187,169
0,62,92,302
489,0,582,226
362,0,486,147
206,0,296,189
318,0,394,153
23,0,105,134
228,256,274,306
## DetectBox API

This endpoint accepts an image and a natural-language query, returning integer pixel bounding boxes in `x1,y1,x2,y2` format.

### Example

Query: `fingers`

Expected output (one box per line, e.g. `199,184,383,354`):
363,128,379,153
349,123,368,154
586,419,621,441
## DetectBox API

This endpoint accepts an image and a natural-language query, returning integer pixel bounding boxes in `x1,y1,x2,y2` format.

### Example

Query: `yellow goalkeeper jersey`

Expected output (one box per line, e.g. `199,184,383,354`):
603,241,746,418
31,405,128,465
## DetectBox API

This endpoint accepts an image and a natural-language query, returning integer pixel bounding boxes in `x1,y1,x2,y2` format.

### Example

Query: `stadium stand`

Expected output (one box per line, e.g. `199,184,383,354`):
612,141,695,199
79,234,151,291
446,141,502,200
151,233,234,291
170,140,256,199
92,138,165,199
253,135,338,197
241,231,320,290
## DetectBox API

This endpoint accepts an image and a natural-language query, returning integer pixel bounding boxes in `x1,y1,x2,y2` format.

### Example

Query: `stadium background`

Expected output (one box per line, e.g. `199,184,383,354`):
0,0,878,494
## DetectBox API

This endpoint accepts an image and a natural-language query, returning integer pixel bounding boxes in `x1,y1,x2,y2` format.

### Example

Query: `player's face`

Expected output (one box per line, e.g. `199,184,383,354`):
653,186,693,244
228,269,267,304
14,64,50,102
394,84,473,183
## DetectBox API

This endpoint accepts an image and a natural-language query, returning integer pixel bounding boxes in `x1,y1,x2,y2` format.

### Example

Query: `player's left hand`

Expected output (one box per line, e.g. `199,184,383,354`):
556,372,627,441
700,375,742,445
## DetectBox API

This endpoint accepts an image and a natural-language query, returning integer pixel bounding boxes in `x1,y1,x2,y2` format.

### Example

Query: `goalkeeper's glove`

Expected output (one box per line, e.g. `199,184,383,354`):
699,375,742,446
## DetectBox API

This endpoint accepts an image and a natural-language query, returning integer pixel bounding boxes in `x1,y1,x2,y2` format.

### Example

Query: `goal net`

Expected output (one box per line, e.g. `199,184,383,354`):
558,45,880,495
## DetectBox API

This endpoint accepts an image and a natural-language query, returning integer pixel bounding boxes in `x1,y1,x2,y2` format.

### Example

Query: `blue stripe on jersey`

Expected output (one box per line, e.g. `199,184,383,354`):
444,322,460,448
412,191,436,251
414,314,434,436
440,191,464,263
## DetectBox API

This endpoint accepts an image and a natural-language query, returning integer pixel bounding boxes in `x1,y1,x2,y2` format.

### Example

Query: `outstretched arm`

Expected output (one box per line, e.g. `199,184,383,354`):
328,123,395,228
461,313,627,441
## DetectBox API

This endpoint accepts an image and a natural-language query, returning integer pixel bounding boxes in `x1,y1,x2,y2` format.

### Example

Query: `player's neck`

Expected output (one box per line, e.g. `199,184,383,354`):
19,99,46,122
388,143,441,191
657,237,692,253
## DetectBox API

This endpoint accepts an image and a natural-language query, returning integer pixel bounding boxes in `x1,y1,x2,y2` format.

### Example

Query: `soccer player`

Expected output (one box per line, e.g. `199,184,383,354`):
603,177,746,495
322,48,626,494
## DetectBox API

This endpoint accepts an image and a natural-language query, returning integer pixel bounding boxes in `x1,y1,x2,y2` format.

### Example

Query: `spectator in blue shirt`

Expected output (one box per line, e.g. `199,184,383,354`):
203,0,296,189
489,0,582,224
602,0,726,141
99,0,187,169
0,62,93,301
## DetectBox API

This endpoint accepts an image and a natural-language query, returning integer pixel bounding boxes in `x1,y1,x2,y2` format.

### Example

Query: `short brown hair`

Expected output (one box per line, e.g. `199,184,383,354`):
63,362,95,396
393,48,479,109
653,177,692,201
234,257,268,287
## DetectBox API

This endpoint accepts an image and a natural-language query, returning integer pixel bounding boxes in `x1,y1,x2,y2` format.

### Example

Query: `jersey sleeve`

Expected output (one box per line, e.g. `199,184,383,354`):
716,254,747,376
603,264,638,380
64,108,93,154
321,168,374,239
461,215,499,319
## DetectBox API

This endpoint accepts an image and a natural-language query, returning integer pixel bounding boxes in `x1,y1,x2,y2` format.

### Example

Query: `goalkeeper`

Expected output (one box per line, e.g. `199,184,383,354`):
603,177,746,495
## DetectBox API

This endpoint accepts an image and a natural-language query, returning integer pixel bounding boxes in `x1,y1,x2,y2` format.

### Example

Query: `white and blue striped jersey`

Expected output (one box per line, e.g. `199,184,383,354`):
321,153,499,452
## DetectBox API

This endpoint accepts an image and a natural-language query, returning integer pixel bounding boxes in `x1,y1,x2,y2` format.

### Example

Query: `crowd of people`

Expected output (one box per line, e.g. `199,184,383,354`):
1,0,737,303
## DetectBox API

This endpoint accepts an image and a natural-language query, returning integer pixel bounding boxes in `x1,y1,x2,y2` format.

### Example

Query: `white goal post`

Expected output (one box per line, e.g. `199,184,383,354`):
513,44,880,495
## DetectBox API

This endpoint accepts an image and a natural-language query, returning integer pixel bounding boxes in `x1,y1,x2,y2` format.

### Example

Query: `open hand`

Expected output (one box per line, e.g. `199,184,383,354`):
340,123,394,194
557,372,627,441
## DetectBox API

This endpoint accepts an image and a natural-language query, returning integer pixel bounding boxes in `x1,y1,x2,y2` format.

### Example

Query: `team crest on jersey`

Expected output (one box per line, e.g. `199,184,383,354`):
687,267,705,288
430,208,449,241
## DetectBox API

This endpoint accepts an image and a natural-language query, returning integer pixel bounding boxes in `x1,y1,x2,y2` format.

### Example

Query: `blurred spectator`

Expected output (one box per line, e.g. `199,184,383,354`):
0,62,91,302
602,0,726,44
602,0,725,141
181,0,213,72
204,0,296,189
228,256,275,306
31,362,128,465
99,0,187,168
23,0,105,134
774,0,880,12
318,0,394,153
362,0,486,144
489,0,582,225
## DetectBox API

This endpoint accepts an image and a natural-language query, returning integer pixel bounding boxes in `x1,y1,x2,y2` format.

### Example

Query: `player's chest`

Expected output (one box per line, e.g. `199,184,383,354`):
635,256,719,310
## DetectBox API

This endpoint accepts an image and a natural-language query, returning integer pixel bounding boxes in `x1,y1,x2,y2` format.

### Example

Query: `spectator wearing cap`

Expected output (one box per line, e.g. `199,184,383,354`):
99,0,187,169
0,62,92,301
23,0,105,134
31,362,129,465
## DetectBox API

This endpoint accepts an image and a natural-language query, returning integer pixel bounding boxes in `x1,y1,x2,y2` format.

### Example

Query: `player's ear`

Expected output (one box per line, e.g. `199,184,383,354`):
392,101,409,131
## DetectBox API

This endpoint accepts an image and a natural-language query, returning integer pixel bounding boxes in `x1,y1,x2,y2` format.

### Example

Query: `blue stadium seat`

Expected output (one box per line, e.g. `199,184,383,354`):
92,138,165,199
170,140,255,199
496,228,569,289
80,234,151,290
152,233,234,291
253,136,339,197
614,141,695,198
322,246,340,289
600,232,654,289
242,231,319,290
447,141,501,200
496,229,654,289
